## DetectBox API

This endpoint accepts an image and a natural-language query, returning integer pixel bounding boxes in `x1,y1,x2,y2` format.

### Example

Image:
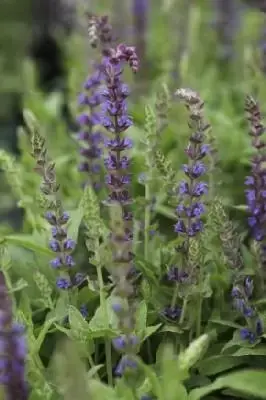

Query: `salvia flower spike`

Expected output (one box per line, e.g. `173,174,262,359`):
244,96,266,263
77,14,113,189
174,89,210,259
100,44,139,376
0,272,28,400
26,111,76,290
232,277,263,343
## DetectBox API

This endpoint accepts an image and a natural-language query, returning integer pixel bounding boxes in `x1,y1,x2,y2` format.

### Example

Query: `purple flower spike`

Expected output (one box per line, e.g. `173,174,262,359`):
0,272,28,399
46,210,76,289
77,14,114,189
31,116,76,291
100,43,139,377
101,45,138,249
174,91,209,256
245,96,266,261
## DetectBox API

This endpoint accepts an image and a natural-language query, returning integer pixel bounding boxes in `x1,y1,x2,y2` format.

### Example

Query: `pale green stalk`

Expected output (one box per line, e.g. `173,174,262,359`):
95,248,113,386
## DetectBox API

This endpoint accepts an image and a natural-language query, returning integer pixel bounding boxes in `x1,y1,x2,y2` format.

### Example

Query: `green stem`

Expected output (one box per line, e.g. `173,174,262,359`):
146,337,153,364
144,181,151,261
178,297,188,352
179,297,188,325
196,296,202,338
1,266,15,306
170,284,179,309
104,340,113,386
196,263,203,338
95,254,113,386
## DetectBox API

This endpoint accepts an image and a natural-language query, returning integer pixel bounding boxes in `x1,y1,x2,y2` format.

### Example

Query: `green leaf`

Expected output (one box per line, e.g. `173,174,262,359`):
88,301,118,339
137,377,153,398
231,205,248,212
87,365,104,380
222,330,258,353
178,334,210,373
135,257,160,286
68,305,90,336
160,352,188,400
232,345,266,357
134,356,164,400
51,339,89,400
160,325,183,334
241,245,256,269
67,206,84,243
10,278,28,293
197,355,246,376
50,294,70,321
162,379,188,400
135,301,147,337
155,204,176,220
88,379,118,400
18,292,34,326
115,380,135,400
3,233,53,256
55,307,95,356
209,319,242,329
188,370,266,400
54,324,71,337
32,317,56,355
77,286,99,304
143,324,162,341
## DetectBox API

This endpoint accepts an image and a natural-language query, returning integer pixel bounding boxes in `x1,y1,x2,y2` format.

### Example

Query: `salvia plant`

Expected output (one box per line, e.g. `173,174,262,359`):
3,4,266,400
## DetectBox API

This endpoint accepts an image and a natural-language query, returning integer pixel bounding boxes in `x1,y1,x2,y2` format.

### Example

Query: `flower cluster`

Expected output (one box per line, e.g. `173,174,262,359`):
101,44,138,258
29,112,76,290
45,210,76,289
166,266,189,283
174,89,209,249
232,277,263,343
100,44,139,376
244,96,266,245
77,68,103,190
160,90,210,325
112,294,139,376
0,272,28,400
160,266,188,321
161,305,181,321
77,15,113,189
